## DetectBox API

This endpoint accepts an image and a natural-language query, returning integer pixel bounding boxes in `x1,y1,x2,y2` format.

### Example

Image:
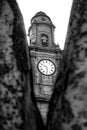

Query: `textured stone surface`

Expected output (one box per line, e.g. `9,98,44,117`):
0,0,44,130
47,0,87,130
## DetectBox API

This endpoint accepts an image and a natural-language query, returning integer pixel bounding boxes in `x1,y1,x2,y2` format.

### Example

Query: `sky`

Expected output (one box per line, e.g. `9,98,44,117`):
17,0,73,50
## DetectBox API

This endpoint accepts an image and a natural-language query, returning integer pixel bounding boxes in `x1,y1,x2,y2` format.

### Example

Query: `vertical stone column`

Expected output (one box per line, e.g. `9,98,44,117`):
47,0,87,130
0,0,44,130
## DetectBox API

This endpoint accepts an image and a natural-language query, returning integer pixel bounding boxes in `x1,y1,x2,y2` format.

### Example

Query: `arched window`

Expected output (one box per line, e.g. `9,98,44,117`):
41,34,48,47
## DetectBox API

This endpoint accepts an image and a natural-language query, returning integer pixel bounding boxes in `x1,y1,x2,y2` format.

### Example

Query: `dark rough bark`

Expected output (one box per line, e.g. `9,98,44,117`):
47,0,87,130
0,0,44,130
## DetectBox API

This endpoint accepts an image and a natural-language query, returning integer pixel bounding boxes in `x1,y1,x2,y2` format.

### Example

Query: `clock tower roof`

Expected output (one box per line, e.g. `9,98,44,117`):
34,11,47,17
31,11,55,27
33,11,50,20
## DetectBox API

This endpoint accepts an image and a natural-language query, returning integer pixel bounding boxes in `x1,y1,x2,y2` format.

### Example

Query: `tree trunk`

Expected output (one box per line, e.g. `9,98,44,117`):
47,0,87,130
0,0,44,130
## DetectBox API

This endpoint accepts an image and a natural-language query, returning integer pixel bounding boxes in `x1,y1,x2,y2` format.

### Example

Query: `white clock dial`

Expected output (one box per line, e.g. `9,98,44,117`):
38,59,56,76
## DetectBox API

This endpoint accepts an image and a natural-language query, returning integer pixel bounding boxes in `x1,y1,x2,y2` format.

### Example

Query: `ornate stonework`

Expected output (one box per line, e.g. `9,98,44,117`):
29,11,62,124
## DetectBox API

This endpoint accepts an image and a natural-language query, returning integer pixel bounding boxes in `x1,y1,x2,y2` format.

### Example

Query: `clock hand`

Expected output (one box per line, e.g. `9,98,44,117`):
40,63,47,68
46,67,48,74
40,63,48,74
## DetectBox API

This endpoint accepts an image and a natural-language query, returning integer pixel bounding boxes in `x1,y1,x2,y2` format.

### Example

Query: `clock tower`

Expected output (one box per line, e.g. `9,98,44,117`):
28,11,62,124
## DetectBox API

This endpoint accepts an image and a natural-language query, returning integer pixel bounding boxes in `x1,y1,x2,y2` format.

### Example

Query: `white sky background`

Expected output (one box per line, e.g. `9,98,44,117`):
17,0,73,50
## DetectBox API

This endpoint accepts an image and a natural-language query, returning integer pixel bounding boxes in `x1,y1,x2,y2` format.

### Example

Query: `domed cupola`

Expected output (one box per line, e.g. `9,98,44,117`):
28,11,55,48
31,11,53,25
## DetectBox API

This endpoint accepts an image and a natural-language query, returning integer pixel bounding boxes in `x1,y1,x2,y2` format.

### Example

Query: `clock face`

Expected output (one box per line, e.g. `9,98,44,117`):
38,59,56,76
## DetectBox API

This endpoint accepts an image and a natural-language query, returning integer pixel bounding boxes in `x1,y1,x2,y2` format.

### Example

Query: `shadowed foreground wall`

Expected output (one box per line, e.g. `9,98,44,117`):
47,0,87,130
0,0,44,130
